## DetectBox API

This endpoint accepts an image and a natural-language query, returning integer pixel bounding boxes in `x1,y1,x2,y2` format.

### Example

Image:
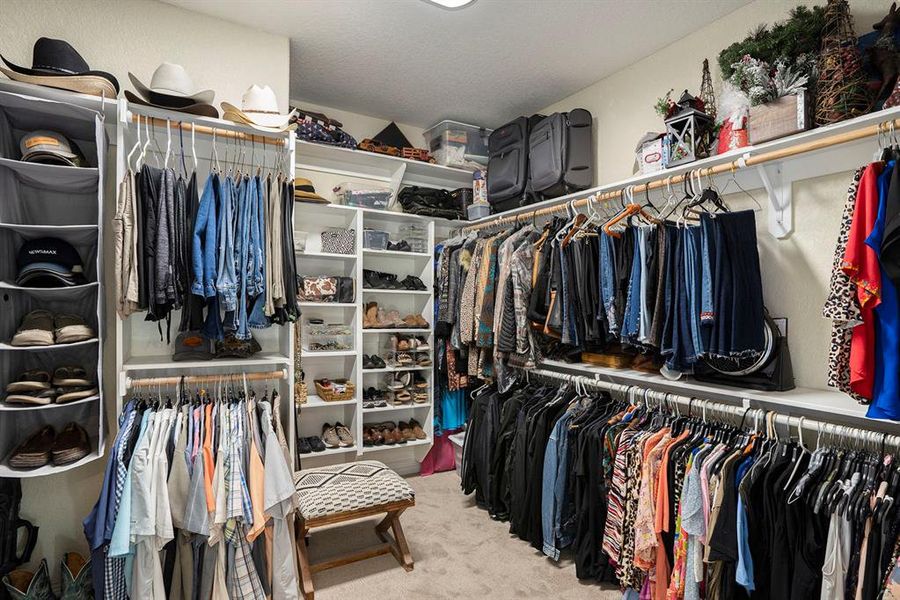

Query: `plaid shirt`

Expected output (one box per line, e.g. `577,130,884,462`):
227,522,266,599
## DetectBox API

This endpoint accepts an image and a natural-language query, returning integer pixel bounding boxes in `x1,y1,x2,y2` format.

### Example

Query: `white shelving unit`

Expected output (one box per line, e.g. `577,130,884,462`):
0,81,109,477
292,139,471,472
113,100,299,464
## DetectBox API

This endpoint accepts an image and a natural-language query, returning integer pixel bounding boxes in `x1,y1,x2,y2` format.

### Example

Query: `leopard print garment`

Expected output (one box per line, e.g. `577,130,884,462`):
617,431,648,590
822,168,867,403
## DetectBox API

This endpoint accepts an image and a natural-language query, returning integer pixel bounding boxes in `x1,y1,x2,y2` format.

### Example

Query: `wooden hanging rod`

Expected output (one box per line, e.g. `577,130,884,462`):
126,369,287,389
128,114,290,148
464,116,900,232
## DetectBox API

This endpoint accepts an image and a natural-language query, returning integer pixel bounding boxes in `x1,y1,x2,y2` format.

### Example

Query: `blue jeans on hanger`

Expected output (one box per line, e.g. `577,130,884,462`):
684,225,704,361
216,175,237,312
235,176,253,340
599,232,617,333
621,229,642,342
191,174,218,298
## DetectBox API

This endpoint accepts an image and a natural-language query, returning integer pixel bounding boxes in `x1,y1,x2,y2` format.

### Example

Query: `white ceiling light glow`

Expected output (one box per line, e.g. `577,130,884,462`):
423,0,476,9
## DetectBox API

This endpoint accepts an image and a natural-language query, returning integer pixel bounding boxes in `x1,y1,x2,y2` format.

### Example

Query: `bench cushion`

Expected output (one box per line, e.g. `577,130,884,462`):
293,460,415,520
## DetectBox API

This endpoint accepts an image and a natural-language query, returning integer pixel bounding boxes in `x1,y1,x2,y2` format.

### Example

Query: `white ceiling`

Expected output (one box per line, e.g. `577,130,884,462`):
165,0,750,129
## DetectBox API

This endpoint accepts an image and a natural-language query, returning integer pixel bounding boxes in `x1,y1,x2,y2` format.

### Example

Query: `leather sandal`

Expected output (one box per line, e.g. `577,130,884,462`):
363,302,380,328
51,366,92,388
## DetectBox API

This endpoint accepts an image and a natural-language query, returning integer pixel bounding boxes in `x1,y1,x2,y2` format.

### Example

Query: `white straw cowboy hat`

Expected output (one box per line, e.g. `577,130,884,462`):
128,62,214,106
126,62,217,117
221,85,297,132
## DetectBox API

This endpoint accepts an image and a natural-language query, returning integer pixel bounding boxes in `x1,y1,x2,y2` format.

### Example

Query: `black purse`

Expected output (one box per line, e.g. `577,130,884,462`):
336,277,355,304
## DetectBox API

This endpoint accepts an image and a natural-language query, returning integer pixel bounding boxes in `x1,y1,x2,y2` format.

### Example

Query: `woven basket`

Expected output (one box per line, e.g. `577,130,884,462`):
314,378,356,402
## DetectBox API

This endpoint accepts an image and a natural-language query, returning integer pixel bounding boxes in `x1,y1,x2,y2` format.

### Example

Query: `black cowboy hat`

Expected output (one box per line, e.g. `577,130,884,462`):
1,38,119,93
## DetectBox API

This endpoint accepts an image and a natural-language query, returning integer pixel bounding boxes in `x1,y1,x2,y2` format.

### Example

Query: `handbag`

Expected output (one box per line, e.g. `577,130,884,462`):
397,186,467,219
336,277,355,303
298,276,337,302
321,229,355,254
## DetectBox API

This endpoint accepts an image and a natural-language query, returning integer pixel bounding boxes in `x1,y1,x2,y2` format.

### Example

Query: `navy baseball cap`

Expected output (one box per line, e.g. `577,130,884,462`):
16,237,86,287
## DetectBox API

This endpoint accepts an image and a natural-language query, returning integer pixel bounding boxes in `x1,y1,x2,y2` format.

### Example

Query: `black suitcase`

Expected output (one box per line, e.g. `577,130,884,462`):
528,108,593,199
486,114,544,212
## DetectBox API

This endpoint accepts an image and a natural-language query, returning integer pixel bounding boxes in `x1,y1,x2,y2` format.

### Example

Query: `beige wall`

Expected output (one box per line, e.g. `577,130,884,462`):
0,0,290,112
0,0,289,584
541,0,890,394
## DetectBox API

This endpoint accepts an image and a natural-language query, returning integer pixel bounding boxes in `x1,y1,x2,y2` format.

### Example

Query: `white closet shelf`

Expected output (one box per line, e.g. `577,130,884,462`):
362,366,431,373
362,288,430,295
300,349,356,358
0,281,99,292
295,250,356,260
363,248,430,258
295,139,474,190
296,445,358,460
362,404,430,414
0,395,99,412
0,223,99,233
123,353,291,371
0,439,105,478
297,301,356,308
540,359,872,421
302,395,357,408
361,438,431,453
0,338,98,351
363,328,431,334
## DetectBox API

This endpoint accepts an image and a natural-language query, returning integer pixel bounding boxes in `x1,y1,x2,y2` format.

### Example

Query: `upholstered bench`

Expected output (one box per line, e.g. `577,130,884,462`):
293,460,416,599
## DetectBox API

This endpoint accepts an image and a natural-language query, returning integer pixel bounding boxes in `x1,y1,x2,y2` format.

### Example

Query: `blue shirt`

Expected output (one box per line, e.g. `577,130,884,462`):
866,161,900,420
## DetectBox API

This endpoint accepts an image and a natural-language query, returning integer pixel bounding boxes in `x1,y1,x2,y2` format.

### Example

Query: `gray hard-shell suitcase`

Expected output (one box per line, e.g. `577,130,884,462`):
486,114,544,212
528,108,593,199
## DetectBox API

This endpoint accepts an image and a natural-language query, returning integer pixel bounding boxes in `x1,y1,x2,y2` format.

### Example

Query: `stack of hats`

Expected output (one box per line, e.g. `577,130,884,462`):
19,131,85,167
126,62,217,117
16,238,86,288
293,177,329,204
0,37,118,97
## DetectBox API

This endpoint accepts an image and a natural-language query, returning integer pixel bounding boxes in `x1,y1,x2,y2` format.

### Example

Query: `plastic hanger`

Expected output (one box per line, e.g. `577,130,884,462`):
163,119,172,168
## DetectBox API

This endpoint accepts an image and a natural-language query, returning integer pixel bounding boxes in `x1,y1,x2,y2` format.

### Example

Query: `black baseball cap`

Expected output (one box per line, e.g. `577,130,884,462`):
16,237,86,287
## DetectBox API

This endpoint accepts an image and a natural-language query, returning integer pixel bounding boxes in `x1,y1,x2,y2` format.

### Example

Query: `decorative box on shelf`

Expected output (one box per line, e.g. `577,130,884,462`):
749,91,808,145
637,135,668,175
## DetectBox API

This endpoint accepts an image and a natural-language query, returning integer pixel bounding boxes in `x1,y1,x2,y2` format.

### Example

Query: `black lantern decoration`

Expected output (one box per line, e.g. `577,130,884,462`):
664,90,714,166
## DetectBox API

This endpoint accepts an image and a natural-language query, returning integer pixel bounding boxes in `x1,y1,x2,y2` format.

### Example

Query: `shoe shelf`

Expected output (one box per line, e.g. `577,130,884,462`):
298,445,358,461
301,349,357,358
362,248,431,258
0,440,106,479
0,394,100,412
0,338,99,352
296,249,357,260
302,395,357,408
363,288,431,295
362,365,431,373
363,328,432,334
297,301,357,308
361,438,431,453
362,404,431,414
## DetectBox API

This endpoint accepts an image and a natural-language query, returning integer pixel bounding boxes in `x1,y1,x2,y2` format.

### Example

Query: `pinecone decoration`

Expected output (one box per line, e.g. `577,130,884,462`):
815,0,870,125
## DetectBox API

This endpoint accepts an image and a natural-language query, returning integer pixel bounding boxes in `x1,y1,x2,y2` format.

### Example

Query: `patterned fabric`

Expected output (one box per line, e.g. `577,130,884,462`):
602,427,638,562
228,523,266,600
823,168,866,402
618,431,648,589
293,461,414,520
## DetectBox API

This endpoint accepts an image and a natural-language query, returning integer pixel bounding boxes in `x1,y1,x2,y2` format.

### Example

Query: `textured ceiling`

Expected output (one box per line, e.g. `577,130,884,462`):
165,0,750,128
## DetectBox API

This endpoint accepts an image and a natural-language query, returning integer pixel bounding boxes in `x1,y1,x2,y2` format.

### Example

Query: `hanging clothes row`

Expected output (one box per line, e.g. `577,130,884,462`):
83,377,299,600
113,116,300,349
436,180,767,392
824,148,900,421
460,372,900,600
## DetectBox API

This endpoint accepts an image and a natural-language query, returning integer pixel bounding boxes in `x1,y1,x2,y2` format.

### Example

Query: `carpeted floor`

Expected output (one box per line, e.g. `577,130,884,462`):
306,470,622,599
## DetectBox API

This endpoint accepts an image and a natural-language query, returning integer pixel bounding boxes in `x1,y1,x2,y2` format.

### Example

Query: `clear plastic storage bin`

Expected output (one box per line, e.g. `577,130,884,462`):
422,120,492,167
363,229,390,250
333,182,392,209
398,223,428,254
302,321,353,352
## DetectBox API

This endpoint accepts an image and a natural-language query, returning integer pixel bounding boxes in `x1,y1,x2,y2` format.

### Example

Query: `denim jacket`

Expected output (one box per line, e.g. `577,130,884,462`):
216,176,238,311
191,174,218,298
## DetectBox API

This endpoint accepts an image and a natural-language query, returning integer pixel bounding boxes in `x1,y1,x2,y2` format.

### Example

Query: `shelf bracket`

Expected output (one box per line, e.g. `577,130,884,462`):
388,162,407,209
756,163,793,239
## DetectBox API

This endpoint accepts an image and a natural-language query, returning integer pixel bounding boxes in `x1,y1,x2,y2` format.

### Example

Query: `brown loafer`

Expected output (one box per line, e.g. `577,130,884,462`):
381,426,396,445
409,419,427,440
8,425,55,469
398,421,416,442
51,422,90,465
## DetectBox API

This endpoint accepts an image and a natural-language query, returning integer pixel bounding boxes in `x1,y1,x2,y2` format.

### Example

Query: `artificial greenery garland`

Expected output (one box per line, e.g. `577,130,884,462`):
718,5,827,79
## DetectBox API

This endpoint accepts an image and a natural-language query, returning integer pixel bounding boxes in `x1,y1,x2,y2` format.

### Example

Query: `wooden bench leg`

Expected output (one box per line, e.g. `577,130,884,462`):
374,509,414,572
294,518,315,600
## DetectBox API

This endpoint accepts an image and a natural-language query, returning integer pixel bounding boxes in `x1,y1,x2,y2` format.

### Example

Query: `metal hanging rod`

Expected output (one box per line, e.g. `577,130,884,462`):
520,367,900,451
125,111,290,148
126,368,287,389
463,116,900,233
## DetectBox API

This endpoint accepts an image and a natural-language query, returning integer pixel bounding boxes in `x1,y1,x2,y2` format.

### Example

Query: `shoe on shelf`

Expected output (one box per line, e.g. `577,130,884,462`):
371,355,386,369
51,366,92,387
363,354,375,369
53,314,95,345
334,422,354,447
50,422,90,466
307,436,326,452
2,559,54,600
297,437,313,454
55,385,98,404
409,419,427,440
412,374,428,389
10,310,54,347
417,355,432,367
412,337,430,351
60,552,93,600
398,421,416,442
401,275,427,291
8,425,55,469
387,240,411,252
321,423,341,448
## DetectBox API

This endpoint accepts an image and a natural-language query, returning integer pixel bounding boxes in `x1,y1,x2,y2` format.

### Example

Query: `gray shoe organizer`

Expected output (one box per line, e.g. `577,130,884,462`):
0,87,106,477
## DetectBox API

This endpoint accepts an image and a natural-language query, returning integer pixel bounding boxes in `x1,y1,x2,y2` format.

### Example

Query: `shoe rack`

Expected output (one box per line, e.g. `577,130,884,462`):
0,81,109,477
294,203,437,473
